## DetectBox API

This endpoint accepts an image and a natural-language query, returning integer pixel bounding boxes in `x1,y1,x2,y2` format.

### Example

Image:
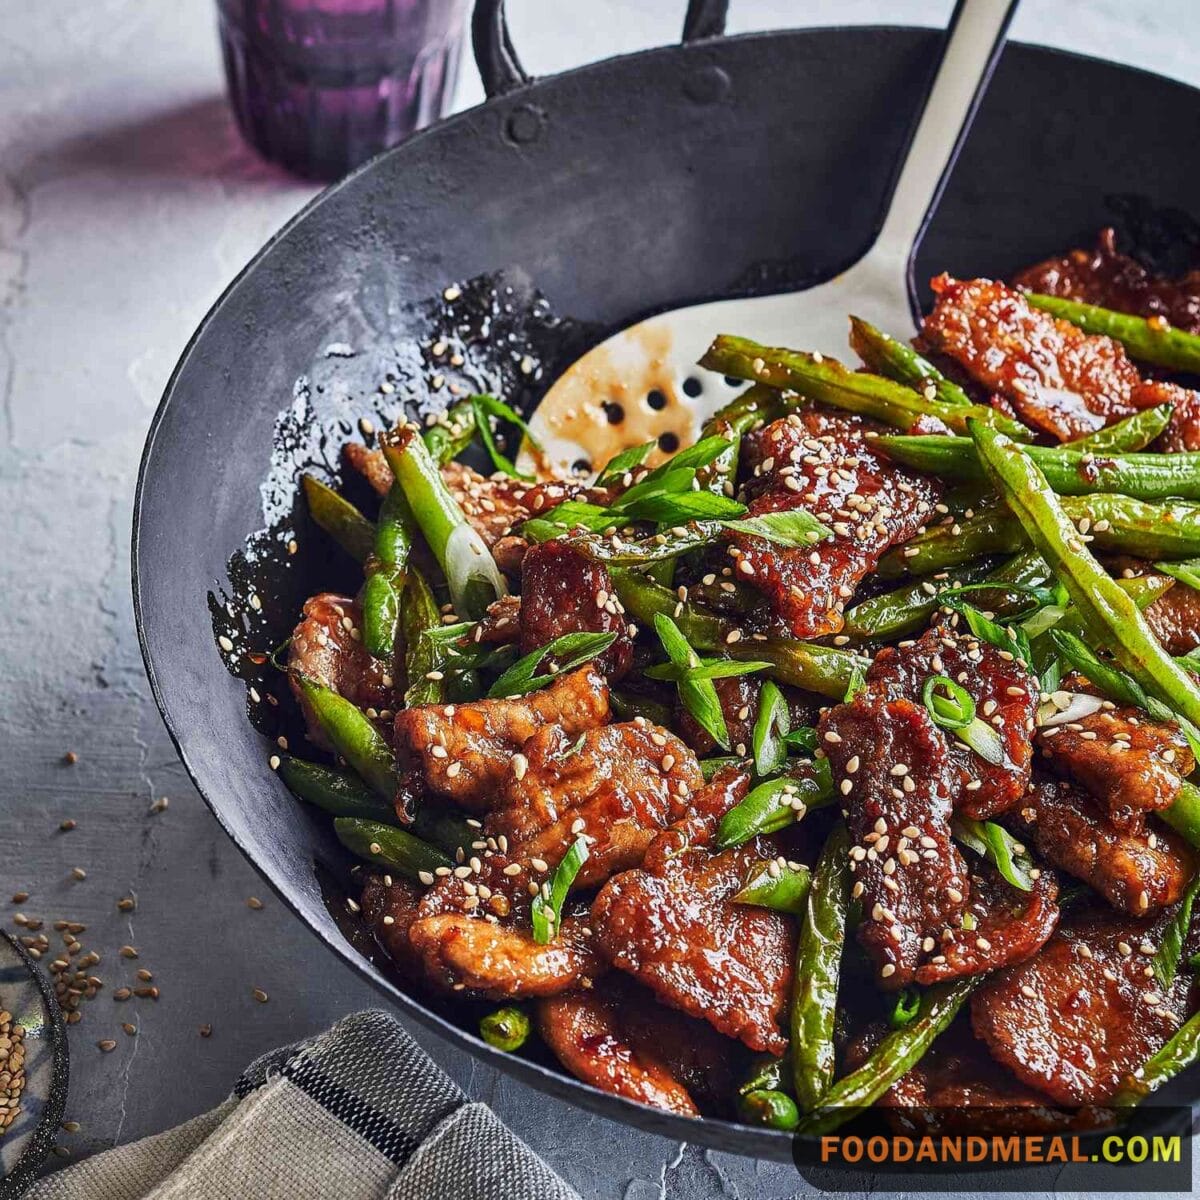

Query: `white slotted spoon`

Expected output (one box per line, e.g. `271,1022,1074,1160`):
528,0,1018,474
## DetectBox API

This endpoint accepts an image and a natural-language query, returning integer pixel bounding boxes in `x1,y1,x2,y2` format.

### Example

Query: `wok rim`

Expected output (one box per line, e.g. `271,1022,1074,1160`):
132,24,1200,1162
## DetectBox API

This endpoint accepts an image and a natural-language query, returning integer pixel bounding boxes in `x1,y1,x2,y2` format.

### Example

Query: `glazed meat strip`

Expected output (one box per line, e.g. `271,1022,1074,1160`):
821,694,968,989
363,852,602,999
1013,778,1194,914
1013,228,1200,335
867,623,1039,819
590,768,795,1054
517,540,634,681
393,665,609,812
914,860,1059,987
1107,564,1200,655
288,593,394,751
727,409,940,638
486,720,704,889
538,978,742,1118
971,905,1191,1105
922,274,1196,441
1038,690,1193,826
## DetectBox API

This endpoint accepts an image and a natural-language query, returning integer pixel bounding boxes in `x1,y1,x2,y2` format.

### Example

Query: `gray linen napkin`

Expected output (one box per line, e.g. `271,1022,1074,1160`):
24,1010,579,1200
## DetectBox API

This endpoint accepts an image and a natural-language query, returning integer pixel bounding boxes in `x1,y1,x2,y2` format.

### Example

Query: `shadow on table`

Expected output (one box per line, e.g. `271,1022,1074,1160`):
32,96,304,190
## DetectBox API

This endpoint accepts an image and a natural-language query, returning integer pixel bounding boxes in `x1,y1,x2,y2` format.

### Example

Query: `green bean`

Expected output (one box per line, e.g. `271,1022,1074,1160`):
795,977,979,1133
1053,573,1174,641
733,861,812,914
739,1053,792,1097
841,561,996,641
402,571,450,706
333,817,449,877
479,1006,531,1053
362,485,418,660
971,421,1200,734
848,316,972,407
609,690,674,728
278,754,474,850
1161,780,1200,849
612,570,863,697
700,383,786,494
878,435,1200,502
612,569,728,650
1067,404,1173,454
422,399,478,466
301,475,376,563
882,494,1200,576
382,427,505,620
739,1089,800,1130
698,335,1032,440
715,761,834,849
278,755,394,821
1111,1007,1200,1106
294,676,397,798
791,824,851,1112
1026,292,1200,375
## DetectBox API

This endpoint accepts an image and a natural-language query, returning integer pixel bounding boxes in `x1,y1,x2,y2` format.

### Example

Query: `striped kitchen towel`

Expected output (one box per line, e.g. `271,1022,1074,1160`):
24,1010,578,1200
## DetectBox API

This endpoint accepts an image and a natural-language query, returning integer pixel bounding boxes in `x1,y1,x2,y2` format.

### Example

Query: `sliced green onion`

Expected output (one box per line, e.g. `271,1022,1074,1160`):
721,509,833,549
752,681,790,776
952,814,1034,892
653,613,728,749
594,440,656,486
488,632,617,699
1154,872,1200,991
531,837,589,944
888,988,921,1029
922,675,976,731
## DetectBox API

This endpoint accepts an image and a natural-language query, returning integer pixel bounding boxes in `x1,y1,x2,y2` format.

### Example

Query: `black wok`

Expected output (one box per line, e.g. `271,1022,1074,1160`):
133,0,1200,1160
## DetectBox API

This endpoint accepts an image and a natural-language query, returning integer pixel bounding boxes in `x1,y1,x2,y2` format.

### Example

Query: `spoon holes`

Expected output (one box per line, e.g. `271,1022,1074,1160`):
646,389,668,411
603,401,625,425
682,376,703,398
658,432,680,453
572,457,592,475
723,376,746,389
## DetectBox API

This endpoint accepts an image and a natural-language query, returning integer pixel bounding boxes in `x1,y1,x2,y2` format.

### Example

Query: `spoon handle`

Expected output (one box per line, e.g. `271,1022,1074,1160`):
872,0,1019,273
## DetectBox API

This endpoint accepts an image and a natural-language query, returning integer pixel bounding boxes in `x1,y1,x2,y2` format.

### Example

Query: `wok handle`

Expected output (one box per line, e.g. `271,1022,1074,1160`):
472,0,730,98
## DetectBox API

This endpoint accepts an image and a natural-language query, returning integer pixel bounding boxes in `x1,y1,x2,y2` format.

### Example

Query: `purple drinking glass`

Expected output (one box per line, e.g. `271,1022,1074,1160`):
217,0,469,181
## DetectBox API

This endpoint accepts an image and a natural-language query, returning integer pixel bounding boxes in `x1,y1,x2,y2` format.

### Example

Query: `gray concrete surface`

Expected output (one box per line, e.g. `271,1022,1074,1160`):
1,1,1198,1195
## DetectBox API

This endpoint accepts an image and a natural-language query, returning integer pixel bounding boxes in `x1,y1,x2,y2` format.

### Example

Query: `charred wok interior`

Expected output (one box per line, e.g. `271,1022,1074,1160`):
270,231,1200,1132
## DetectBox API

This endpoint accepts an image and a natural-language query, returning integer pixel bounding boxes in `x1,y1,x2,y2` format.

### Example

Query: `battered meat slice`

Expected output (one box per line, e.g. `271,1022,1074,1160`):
728,410,940,638
360,873,428,981
517,540,633,681
288,593,394,751
1013,228,1200,335
487,721,703,889
1013,778,1194,914
472,594,522,645
866,622,1039,819
1038,699,1192,824
922,275,1189,440
971,905,1191,1105
403,852,603,999
820,694,968,989
675,677,819,759
913,860,1059,987
392,665,610,812
538,979,742,1117
591,831,794,1054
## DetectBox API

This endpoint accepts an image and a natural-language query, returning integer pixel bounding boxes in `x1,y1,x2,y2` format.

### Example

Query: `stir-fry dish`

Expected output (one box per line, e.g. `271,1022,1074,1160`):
274,230,1200,1132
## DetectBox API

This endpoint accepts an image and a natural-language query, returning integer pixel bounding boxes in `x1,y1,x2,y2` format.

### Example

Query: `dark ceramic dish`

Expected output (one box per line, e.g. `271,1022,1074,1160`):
133,1,1200,1160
